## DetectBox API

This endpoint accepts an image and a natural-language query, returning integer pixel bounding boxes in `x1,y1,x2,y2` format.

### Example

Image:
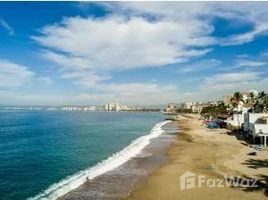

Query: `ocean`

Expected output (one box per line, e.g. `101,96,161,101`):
0,110,167,200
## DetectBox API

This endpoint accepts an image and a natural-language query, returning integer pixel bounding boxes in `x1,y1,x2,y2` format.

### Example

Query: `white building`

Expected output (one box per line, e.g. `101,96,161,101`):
226,113,245,127
166,103,177,113
104,102,130,111
61,106,82,111
191,102,204,113
243,113,268,147
185,102,193,109
104,103,109,111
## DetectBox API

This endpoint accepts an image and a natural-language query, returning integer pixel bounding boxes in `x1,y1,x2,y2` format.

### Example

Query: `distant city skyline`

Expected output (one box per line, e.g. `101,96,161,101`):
0,2,268,105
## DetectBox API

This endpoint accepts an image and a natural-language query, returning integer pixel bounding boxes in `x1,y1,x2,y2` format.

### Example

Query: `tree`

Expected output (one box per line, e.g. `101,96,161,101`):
230,91,244,114
245,92,256,108
263,95,268,112
230,92,245,126
231,92,244,107
254,91,267,113
201,101,228,118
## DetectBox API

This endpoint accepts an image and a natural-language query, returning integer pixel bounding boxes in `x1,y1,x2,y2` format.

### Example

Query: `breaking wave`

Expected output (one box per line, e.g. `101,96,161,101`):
28,120,170,200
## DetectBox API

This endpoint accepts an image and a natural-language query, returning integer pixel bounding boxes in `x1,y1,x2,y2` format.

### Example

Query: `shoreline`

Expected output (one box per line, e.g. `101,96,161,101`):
59,121,179,200
125,114,268,200
36,114,268,200
29,120,175,200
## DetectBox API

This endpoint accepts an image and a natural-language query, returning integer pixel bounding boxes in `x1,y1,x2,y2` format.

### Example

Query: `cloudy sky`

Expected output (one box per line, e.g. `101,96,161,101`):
0,2,268,105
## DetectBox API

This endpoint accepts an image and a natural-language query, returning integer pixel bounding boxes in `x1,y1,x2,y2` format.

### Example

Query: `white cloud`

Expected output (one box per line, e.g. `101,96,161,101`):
0,59,34,87
205,72,261,86
214,3,268,45
261,51,268,58
222,24,268,46
193,71,264,100
33,14,215,87
34,16,214,70
32,2,268,90
107,2,268,46
181,59,221,73
40,77,53,85
61,71,110,87
236,59,266,68
77,83,181,104
0,82,180,105
25,2,268,105
179,71,268,102
0,18,14,35
41,50,89,70
104,2,212,20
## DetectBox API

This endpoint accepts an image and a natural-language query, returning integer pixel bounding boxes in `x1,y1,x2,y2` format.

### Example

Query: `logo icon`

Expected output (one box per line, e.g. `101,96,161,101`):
179,171,196,190
179,171,259,190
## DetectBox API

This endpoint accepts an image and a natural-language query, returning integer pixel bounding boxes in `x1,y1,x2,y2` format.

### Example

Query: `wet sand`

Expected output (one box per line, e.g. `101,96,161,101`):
60,122,179,200
125,114,268,200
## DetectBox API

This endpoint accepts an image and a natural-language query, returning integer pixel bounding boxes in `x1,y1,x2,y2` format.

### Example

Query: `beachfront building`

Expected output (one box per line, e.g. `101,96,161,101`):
61,106,97,111
83,106,96,111
191,102,204,113
244,113,268,147
224,90,259,112
184,102,193,109
104,102,130,111
166,103,177,113
226,111,268,147
167,102,206,113
61,106,82,111
105,102,119,111
226,113,244,127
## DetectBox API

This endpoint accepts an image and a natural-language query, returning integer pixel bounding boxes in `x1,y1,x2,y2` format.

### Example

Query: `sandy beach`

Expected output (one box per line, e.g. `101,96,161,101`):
125,114,268,200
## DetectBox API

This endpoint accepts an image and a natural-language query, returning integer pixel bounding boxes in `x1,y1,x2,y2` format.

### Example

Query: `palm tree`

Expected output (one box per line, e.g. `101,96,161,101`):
258,91,266,100
249,92,256,106
263,95,268,112
244,92,256,112
254,91,267,113
230,92,244,127
230,92,244,111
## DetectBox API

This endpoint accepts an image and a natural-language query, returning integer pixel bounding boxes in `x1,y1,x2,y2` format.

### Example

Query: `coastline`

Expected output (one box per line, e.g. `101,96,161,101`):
59,121,179,200
125,114,268,200
30,114,268,200
29,119,175,200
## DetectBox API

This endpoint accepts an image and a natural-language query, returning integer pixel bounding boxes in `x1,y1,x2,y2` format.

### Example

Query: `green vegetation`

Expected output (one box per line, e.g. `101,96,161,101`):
201,101,228,117
227,91,268,113
241,91,268,113
230,91,244,109
253,91,268,113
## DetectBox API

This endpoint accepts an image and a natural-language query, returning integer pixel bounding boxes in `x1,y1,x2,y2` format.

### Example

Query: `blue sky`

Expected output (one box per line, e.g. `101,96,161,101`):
0,2,268,105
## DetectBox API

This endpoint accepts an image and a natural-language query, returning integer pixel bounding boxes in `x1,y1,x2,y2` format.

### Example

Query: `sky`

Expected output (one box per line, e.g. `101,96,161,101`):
0,2,268,105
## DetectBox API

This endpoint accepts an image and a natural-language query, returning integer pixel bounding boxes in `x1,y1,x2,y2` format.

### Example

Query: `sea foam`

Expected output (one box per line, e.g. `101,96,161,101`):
28,120,170,200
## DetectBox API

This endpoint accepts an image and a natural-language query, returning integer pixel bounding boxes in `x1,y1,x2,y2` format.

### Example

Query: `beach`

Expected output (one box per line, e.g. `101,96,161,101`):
125,114,268,200
59,121,179,200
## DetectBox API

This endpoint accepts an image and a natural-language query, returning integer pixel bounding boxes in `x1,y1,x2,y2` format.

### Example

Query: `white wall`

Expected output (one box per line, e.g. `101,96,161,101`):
243,113,268,132
254,124,268,135
227,114,244,127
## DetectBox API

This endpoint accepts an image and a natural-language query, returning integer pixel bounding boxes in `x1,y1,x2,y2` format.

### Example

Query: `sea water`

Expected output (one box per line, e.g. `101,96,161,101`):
0,110,165,200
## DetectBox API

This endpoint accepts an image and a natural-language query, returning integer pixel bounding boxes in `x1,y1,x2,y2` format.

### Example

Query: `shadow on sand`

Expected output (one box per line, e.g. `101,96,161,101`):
243,158,268,169
225,174,268,196
225,130,268,196
227,158,268,196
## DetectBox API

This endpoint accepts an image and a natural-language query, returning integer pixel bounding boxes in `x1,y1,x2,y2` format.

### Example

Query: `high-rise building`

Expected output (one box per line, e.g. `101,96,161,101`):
104,102,128,111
